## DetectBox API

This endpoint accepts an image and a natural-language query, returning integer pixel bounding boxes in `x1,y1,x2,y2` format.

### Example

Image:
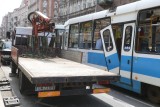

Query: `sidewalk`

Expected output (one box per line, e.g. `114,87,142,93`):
0,67,20,107
0,68,6,107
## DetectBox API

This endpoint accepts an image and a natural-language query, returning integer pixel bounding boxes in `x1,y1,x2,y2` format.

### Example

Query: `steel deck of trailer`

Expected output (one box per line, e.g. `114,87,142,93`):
18,57,119,84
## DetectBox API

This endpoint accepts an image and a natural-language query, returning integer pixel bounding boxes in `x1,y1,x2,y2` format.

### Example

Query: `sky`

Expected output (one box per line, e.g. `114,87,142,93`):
0,0,22,25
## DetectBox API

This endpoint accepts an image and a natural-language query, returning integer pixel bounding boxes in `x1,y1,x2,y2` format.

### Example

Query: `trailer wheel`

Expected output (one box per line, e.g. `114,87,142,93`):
147,86,160,104
19,71,35,95
19,71,27,94
1,60,5,65
11,61,17,74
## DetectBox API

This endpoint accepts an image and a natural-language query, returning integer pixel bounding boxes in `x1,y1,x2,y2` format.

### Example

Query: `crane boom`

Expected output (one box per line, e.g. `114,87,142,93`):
28,11,55,37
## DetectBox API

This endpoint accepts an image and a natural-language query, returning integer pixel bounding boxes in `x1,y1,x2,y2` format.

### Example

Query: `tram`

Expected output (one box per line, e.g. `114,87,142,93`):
62,0,160,103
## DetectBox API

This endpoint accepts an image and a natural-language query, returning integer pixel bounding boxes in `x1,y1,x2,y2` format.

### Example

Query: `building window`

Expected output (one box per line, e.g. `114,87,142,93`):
87,0,92,8
68,24,79,48
43,0,48,8
93,0,97,6
78,1,81,11
43,9,47,16
83,3,86,9
54,10,58,17
54,1,58,8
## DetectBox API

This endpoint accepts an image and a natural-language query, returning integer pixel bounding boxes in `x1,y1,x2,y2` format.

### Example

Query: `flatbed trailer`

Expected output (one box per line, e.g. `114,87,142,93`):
11,46,119,98
19,57,118,83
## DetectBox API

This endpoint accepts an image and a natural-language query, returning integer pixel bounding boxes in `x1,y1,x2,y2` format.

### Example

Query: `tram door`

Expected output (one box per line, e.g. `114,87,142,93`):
120,23,135,85
100,25,120,74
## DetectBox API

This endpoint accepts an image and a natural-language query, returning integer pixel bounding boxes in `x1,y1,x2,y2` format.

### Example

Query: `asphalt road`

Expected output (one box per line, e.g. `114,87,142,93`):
1,66,159,107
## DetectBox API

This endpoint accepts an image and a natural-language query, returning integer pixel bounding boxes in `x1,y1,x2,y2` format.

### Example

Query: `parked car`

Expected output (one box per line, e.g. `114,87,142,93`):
0,39,5,50
0,40,12,65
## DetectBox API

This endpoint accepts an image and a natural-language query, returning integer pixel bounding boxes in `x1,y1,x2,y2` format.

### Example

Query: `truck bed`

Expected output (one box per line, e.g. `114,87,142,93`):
18,57,119,84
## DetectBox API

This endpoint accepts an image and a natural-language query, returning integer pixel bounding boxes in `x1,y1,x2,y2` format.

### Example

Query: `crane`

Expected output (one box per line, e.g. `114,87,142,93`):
28,11,55,37
27,11,55,53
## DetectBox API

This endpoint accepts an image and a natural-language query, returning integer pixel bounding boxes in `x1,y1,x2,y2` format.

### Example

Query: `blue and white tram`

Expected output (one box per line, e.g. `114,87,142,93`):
63,0,160,103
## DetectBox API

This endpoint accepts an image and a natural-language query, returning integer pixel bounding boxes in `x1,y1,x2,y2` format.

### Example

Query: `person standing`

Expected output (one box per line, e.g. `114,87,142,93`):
95,35,102,50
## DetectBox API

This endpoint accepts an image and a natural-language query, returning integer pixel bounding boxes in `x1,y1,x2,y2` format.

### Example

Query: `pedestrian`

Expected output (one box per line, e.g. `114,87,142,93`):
95,34,102,50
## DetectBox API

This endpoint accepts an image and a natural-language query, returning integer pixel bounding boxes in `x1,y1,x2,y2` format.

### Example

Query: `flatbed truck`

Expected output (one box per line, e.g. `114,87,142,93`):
11,46,119,98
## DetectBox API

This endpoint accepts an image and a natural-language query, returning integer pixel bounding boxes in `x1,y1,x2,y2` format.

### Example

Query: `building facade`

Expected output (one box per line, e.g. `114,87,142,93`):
28,0,55,24
58,0,139,24
1,15,8,38
59,0,101,24
10,8,19,30
113,0,138,6
28,0,37,14
54,0,59,23
1,0,139,39
0,27,3,39
17,5,28,27
39,0,54,18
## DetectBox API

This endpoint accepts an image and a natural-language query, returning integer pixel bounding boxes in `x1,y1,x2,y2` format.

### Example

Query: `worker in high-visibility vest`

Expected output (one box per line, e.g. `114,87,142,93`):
115,27,121,40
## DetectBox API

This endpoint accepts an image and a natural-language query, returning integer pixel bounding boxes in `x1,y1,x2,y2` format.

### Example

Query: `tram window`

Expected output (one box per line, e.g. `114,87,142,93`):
136,8,160,54
68,24,79,48
124,26,132,51
79,21,92,49
93,18,111,50
103,30,113,52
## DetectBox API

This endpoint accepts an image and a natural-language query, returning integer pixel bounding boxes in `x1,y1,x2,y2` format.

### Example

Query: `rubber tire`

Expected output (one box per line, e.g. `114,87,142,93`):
19,71,35,95
147,86,160,104
11,61,17,74
19,71,28,94
1,60,5,65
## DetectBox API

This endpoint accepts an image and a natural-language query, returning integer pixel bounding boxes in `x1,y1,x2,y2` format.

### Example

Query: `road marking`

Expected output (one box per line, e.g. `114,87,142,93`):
125,95,155,107
92,93,135,107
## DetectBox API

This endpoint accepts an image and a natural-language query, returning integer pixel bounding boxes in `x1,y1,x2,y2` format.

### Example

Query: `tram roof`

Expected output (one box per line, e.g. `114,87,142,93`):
64,10,109,26
108,0,160,16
